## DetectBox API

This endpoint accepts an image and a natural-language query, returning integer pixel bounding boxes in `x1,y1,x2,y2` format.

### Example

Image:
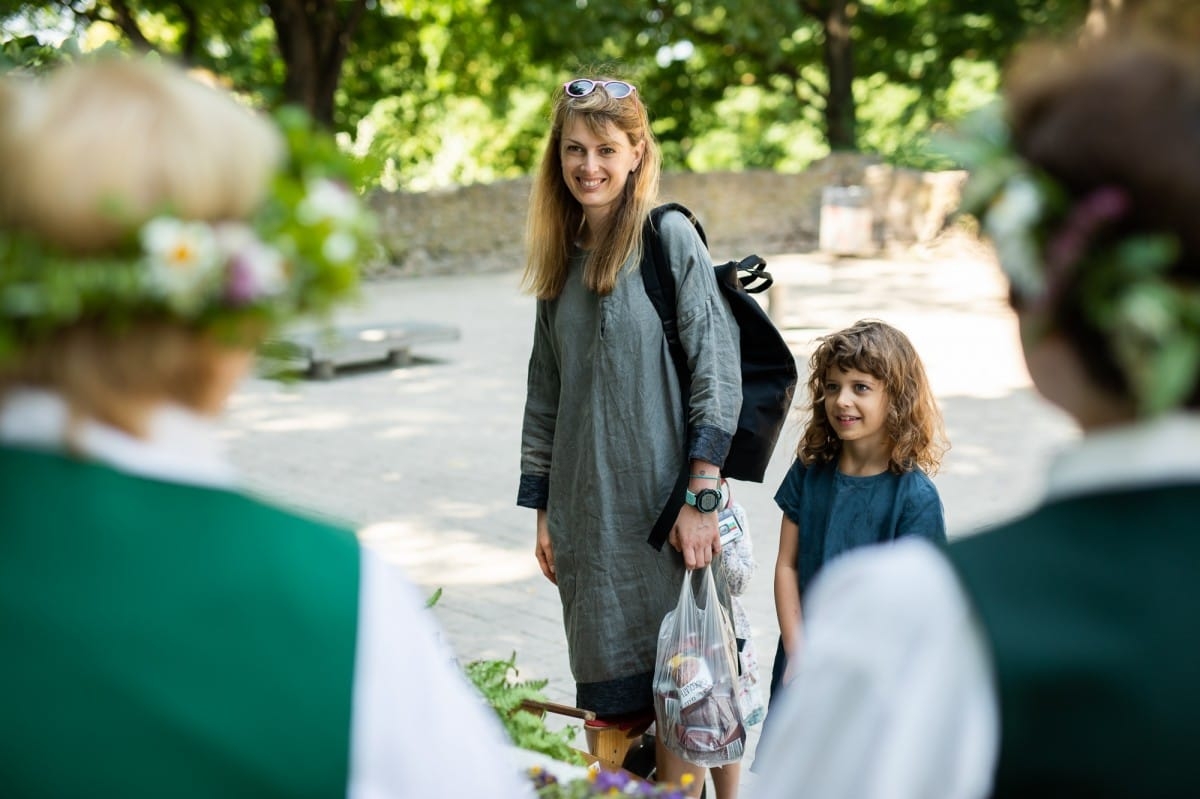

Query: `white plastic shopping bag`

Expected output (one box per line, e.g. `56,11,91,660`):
652,565,746,767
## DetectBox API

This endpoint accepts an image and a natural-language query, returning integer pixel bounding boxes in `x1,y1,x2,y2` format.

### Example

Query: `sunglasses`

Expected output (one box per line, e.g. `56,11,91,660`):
562,79,637,99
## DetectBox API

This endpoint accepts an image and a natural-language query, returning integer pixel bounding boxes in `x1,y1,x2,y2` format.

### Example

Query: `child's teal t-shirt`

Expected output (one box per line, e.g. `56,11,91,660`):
774,458,946,599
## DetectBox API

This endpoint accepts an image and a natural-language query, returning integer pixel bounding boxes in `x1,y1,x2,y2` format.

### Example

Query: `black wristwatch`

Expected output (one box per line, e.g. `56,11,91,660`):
685,487,723,514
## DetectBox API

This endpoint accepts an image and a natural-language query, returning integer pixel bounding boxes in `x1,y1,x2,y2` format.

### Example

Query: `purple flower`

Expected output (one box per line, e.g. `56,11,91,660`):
592,769,631,792
1045,185,1129,273
215,224,287,306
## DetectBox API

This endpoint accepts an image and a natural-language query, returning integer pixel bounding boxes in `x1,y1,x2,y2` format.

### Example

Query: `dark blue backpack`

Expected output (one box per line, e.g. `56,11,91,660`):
641,203,799,548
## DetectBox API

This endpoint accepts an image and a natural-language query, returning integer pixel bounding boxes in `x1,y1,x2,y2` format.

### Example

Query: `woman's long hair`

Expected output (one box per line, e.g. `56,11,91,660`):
521,79,662,299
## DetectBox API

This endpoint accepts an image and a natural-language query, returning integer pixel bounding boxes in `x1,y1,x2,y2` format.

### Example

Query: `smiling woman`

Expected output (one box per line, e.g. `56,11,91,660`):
516,76,742,797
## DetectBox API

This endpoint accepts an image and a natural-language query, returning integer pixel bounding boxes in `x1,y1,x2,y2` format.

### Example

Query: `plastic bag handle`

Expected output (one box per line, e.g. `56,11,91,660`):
678,565,717,613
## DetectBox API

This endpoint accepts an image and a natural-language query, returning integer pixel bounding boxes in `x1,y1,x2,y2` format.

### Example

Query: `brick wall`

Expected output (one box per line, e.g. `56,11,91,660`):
367,153,966,277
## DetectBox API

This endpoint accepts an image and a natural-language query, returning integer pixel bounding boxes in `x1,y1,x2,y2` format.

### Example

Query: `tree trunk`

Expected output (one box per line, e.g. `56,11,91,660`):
266,0,368,128
104,0,155,52
821,0,856,151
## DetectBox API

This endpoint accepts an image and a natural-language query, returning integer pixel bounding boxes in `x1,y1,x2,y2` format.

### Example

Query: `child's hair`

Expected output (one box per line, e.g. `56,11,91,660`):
798,319,948,475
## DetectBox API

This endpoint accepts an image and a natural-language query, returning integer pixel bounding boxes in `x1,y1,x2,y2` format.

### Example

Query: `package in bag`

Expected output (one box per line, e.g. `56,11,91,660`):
653,565,746,767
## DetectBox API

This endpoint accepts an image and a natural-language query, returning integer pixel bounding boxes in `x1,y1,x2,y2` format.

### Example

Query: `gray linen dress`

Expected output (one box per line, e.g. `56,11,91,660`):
518,210,742,715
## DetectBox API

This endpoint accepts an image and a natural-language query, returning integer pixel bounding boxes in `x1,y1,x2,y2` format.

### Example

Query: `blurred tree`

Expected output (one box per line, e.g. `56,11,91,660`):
487,0,1090,162
0,1,552,188
0,0,419,130
0,31,72,73
9,1,1157,186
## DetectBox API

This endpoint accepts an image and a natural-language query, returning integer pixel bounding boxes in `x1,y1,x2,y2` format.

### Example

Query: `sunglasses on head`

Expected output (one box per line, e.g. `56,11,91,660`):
562,79,637,99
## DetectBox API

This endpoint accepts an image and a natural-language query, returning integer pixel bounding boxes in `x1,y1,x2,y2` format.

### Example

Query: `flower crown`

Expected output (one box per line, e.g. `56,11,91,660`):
940,101,1200,416
0,107,375,362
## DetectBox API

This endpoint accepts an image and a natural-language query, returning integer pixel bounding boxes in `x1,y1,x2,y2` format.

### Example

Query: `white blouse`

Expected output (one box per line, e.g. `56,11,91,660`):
753,414,1200,799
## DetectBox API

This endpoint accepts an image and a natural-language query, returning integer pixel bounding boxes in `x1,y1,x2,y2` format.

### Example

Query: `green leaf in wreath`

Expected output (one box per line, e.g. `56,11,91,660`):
1112,235,1180,278
1142,333,1200,417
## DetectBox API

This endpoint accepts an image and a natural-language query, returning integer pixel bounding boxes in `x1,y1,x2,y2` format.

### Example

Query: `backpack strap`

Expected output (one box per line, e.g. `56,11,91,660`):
734,254,773,293
640,203,698,391
640,202,703,550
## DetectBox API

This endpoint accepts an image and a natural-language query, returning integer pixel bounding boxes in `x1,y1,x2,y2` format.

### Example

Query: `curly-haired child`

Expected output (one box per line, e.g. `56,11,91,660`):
760,319,949,737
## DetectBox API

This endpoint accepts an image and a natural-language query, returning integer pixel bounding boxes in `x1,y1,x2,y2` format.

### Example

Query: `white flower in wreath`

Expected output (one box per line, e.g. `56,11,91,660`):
297,178,359,226
141,217,224,307
322,230,358,264
214,223,288,304
984,173,1045,297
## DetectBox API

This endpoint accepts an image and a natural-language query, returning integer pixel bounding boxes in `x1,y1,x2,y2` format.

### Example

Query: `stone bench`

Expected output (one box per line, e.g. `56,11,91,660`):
265,320,460,380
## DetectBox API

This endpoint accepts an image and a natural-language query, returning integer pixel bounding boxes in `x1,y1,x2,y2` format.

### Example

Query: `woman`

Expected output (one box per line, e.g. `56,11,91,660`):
0,57,529,798
754,36,1200,799
517,76,741,792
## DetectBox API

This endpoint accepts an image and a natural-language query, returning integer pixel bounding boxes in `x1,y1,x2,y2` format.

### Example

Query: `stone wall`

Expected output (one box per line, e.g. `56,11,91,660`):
367,153,966,277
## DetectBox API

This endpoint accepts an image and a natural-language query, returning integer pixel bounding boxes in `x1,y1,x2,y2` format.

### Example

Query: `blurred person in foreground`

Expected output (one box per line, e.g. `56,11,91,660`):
754,35,1200,799
0,56,530,798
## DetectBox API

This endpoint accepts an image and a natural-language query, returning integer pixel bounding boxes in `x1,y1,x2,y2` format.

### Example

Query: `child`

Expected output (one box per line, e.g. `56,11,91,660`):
709,484,765,799
767,319,948,707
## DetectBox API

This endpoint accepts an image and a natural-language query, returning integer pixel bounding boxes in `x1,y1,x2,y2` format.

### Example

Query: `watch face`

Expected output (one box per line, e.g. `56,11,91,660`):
695,488,722,514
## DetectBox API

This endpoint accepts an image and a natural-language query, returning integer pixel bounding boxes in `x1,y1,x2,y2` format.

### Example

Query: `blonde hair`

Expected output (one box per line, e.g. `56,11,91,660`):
521,79,662,299
0,56,283,434
798,319,948,475
0,56,282,254
0,323,253,436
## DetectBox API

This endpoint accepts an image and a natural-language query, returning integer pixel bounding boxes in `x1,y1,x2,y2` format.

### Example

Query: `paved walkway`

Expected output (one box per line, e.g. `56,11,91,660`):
222,241,1079,785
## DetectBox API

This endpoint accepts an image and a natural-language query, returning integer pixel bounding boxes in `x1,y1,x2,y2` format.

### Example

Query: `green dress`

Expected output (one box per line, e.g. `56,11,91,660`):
950,482,1200,796
0,391,528,798
518,210,742,715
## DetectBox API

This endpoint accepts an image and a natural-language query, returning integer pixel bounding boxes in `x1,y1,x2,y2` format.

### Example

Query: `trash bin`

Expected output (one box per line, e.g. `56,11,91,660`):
819,186,874,256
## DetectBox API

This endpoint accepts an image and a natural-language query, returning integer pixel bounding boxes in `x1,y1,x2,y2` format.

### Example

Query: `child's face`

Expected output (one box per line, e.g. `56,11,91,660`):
823,366,889,448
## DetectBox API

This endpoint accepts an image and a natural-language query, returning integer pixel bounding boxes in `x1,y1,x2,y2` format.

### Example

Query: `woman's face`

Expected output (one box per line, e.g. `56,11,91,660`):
559,117,644,227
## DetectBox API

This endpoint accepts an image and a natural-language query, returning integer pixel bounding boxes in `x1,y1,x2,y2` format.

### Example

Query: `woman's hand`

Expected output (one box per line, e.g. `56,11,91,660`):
669,503,720,569
535,508,557,584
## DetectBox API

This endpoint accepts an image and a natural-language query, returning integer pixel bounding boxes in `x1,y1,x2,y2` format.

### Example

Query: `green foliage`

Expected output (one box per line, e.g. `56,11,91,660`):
685,84,827,173
464,653,585,767
476,0,1088,176
0,32,72,73
2,0,1098,187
